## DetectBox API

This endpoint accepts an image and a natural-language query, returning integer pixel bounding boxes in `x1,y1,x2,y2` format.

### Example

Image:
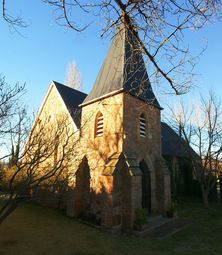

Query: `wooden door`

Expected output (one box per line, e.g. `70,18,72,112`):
140,160,151,213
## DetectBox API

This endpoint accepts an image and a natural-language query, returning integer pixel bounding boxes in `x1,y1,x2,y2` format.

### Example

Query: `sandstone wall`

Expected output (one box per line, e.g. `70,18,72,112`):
80,93,124,193
122,93,162,212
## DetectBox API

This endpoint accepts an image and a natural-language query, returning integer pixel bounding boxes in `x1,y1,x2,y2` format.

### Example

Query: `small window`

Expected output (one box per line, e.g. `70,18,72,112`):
95,112,104,137
139,114,146,138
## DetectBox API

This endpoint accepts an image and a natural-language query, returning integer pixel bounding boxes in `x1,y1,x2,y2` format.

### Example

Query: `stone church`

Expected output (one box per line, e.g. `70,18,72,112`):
34,27,171,230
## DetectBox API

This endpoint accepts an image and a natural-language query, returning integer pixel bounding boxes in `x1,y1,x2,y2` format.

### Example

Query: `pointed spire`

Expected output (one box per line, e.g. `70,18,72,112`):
83,26,161,109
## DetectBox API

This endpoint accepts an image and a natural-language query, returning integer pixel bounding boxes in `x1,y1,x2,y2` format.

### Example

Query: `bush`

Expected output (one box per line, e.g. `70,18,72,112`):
166,200,175,218
134,208,148,227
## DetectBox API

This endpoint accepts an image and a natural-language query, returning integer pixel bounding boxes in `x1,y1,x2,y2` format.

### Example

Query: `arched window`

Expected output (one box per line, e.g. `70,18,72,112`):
95,112,104,137
139,113,146,138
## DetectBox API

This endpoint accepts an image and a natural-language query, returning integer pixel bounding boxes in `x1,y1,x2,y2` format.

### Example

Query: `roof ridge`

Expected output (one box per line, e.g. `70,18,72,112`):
53,81,87,96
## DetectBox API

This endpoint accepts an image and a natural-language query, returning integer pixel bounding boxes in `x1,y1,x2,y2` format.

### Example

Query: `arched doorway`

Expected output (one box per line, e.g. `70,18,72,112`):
139,160,151,213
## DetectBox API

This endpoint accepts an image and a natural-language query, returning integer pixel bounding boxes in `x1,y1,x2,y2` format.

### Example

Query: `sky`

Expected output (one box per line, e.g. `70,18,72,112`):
0,1,222,114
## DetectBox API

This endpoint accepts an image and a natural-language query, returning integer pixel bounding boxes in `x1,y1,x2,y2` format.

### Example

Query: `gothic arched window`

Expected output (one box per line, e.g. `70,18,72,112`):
95,112,104,137
139,113,146,138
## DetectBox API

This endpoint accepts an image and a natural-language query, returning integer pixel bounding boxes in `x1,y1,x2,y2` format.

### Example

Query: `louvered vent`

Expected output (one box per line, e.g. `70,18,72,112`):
96,113,103,137
140,114,146,138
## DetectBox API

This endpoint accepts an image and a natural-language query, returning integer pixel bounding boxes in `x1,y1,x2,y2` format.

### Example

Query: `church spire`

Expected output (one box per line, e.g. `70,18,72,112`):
83,26,161,109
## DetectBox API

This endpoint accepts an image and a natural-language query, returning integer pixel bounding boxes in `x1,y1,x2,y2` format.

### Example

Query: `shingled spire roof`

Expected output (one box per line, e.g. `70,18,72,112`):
82,26,161,109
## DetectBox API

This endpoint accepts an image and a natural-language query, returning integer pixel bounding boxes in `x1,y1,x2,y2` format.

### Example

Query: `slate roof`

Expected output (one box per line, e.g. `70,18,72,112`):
161,122,198,158
83,27,161,109
53,81,87,128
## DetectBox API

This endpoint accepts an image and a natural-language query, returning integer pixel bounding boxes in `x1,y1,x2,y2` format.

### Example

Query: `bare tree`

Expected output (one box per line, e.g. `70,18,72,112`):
168,91,222,208
64,62,82,90
2,1,222,94
0,75,25,158
0,110,80,224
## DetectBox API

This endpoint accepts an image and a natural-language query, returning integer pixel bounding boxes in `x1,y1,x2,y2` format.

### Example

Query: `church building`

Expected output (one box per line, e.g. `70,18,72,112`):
33,26,171,230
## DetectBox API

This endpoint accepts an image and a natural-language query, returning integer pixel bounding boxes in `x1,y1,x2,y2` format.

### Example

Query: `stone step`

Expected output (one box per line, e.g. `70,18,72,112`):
132,215,178,237
132,215,191,239
146,218,191,239
147,215,174,231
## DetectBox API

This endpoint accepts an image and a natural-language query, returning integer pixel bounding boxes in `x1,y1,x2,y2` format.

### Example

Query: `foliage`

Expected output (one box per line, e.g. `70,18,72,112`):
0,161,6,190
168,91,222,208
0,112,80,223
0,75,82,224
166,200,175,218
0,75,25,148
64,62,82,90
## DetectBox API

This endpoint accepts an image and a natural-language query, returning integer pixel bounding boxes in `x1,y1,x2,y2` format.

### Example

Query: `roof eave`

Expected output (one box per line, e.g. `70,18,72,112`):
126,91,163,110
79,89,124,107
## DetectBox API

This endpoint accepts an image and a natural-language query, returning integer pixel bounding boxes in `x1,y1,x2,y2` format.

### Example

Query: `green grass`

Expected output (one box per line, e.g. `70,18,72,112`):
0,201,222,255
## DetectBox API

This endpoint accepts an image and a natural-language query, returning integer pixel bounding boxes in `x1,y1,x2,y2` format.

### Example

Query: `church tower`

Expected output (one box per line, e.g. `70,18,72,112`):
77,27,171,229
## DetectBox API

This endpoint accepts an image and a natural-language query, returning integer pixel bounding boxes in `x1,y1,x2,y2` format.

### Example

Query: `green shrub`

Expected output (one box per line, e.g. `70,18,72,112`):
134,208,148,226
166,200,175,218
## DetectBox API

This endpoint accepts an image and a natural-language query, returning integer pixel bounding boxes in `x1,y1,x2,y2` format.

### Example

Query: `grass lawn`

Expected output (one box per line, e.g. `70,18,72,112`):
0,200,222,255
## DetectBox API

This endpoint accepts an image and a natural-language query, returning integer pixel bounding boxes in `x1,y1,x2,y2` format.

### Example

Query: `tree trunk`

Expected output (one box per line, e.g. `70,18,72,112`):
201,186,209,209
0,199,20,225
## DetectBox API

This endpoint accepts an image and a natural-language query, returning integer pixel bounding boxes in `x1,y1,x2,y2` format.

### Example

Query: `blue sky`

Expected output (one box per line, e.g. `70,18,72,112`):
0,1,221,112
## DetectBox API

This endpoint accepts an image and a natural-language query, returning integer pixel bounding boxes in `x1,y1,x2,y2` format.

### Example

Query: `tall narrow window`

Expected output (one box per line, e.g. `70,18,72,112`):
139,114,146,138
95,112,104,137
